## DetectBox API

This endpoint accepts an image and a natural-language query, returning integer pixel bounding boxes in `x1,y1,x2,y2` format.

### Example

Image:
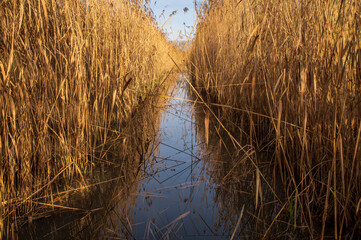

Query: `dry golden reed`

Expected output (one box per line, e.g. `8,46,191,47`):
0,0,179,234
190,0,361,237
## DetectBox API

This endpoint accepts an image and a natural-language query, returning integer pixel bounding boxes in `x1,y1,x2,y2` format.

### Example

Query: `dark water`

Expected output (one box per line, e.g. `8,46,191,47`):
16,75,299,239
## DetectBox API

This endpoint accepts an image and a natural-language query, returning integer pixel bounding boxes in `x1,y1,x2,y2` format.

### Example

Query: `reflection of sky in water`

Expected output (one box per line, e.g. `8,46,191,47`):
131,77,228,239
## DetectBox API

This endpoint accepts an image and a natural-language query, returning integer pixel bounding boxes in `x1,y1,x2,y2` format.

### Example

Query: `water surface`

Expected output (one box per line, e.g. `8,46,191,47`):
130,77,228,239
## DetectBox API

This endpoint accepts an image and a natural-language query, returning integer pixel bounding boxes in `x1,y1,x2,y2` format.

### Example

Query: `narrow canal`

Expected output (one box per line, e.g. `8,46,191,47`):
130,75,225,239
18,74,288,239
104,74,289,239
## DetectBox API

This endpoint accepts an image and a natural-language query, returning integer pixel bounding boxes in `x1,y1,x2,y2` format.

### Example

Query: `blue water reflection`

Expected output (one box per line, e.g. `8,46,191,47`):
131,77,228,239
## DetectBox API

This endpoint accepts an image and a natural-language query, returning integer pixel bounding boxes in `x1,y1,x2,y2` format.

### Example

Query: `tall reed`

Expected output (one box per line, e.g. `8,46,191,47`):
189,0,361,237
0,0,179,234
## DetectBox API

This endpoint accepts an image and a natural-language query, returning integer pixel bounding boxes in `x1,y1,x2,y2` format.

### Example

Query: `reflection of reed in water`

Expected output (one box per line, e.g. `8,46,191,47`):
194,105,311,239
14,83,168,239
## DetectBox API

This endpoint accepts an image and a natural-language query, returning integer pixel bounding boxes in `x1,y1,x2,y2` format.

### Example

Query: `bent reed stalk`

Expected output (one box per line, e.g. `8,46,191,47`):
0,0,180,235
189,0,361,238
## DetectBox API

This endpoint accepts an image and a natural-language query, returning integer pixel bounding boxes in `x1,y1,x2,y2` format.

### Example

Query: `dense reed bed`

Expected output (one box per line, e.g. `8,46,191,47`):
189,0,361,238
0,0,179,235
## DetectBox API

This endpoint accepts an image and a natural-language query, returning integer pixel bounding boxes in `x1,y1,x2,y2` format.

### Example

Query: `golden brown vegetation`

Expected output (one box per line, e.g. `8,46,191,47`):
16,93,164,239
189,0,361,238
0,0,179,235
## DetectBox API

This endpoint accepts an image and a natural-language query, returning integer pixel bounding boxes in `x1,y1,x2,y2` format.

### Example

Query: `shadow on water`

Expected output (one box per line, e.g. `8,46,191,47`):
16,74,315,239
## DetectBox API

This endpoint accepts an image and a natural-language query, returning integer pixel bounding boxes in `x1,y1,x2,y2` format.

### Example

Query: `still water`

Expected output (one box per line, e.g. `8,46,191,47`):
18,75,290,239
130,77,227,239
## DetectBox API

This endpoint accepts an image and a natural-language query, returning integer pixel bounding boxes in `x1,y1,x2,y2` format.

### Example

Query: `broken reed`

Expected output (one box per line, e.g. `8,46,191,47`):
0,0,178,233
189,0,361,237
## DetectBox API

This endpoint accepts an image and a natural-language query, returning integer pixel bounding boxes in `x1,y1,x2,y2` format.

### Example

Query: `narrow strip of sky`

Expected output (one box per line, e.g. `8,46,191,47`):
149,0,200,41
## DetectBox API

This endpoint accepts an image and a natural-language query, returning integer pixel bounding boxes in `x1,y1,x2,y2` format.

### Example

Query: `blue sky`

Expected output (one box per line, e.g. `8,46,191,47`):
148,0,202,41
